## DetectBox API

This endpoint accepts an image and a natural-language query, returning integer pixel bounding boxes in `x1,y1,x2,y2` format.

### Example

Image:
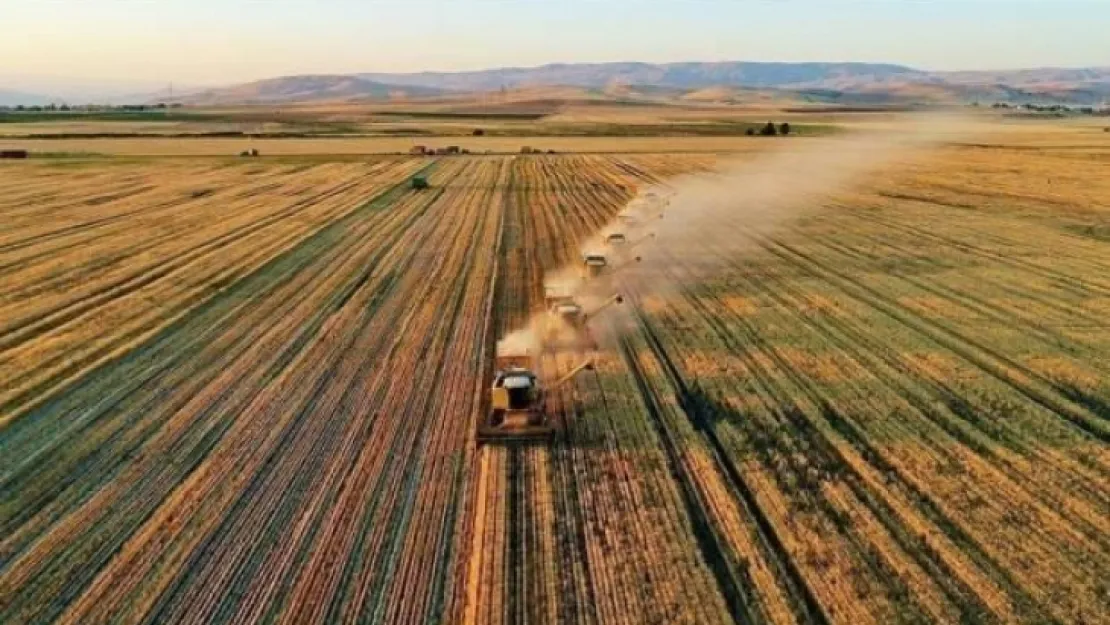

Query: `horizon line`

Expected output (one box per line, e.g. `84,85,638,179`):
7,59,1110,92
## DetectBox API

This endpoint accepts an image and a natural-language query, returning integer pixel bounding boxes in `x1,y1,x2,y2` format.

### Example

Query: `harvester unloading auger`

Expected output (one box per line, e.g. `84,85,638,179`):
478,354,596,443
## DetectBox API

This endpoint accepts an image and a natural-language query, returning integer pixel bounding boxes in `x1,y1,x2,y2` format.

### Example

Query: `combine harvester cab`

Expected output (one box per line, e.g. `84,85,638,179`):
480,354,551,443
543,286,586,334
478,354,596,444
542,285,588,351
608,231,654,264
544,284,575,309
551,301,585,329
543,293,624,352
581,254,609,279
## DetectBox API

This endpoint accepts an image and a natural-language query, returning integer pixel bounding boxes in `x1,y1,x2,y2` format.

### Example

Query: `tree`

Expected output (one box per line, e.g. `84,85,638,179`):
759,121,778,136
745,128,755,136
779,122,791,136
473,128,485,136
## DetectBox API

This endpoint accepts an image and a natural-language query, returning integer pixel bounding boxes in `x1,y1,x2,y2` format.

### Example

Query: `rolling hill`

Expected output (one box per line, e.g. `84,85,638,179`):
172,62,1110,106
355,61,1110,105
178,75,447,105
357,61,926,91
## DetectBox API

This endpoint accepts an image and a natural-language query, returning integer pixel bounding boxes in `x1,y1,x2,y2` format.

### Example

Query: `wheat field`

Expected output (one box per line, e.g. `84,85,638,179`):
2,120,1108,624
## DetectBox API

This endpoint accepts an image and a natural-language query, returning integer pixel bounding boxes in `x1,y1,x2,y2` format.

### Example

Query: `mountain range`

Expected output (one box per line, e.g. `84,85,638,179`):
6,62,1110,107
185,62,1110,106
0,74,199,107
177,75,445,106
357,61,924,92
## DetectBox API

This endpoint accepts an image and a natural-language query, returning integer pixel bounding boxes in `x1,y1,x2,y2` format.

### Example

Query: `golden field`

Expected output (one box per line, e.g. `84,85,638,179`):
1,113,1108,624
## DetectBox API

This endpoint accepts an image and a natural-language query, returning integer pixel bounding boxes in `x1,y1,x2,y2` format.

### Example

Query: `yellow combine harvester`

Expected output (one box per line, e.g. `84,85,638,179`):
581,253,609,279
608,231,655,252
542,290,623,350
619,190,670,222
581,251,645,281
478,354,596,443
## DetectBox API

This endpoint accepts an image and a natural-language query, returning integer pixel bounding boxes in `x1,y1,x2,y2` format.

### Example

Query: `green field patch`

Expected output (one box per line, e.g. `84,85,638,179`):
0,110,226,123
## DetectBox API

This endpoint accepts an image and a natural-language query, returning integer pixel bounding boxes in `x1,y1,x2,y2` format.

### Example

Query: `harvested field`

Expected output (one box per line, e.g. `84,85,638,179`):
0,135,788,157
2,127,1108,625
461,139,1110,624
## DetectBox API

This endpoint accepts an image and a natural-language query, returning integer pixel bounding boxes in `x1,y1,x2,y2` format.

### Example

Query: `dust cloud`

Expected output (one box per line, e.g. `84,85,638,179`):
497,326,543,358
621,114,972,283
500,114,977,356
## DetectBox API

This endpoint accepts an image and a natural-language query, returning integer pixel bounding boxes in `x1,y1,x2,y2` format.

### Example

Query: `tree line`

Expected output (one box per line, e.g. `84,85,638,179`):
981,102,1108,115
0,103,185,113
746,122,792,136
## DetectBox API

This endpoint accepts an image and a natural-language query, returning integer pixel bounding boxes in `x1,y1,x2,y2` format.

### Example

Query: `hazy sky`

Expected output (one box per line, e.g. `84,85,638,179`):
3,0,1107,86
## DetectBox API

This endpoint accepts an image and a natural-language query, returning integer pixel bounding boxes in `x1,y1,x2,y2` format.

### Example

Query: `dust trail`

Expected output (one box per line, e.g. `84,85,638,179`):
501,114,978,356
497,327,543,358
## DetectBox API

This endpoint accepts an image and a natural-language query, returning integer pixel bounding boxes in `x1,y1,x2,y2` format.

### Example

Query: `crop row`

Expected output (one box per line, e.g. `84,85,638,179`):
463,143,1109,624
461,154,744,625
599,149,1110,623
6,145,1104,623
1,157,506,623
2,154,727,624
0,158,425,426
